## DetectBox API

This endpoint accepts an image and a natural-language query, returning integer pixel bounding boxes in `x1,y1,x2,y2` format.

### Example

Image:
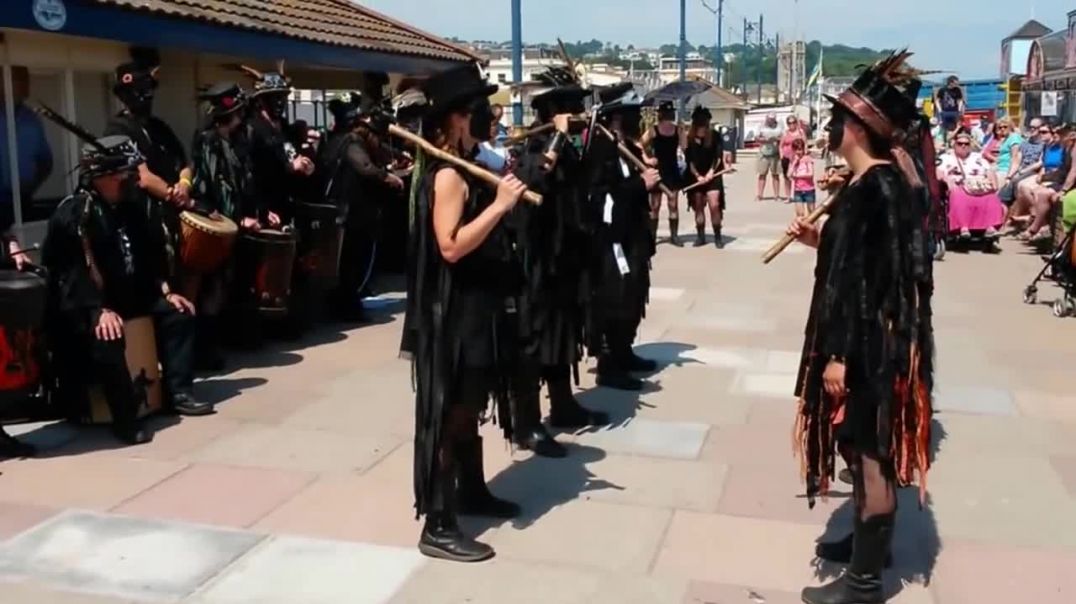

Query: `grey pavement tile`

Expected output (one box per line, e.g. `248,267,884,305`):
0,511,263,602
934,386,1018,417
388,558,602,604
649,287,686,301
572,417,710,460
732,372,798,399
193,536,425,604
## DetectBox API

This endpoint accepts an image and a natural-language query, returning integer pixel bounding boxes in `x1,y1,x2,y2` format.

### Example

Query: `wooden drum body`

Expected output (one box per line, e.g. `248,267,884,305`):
294,202,345,286
0,270,47,404
179,211,239,274
235,230,297,316
87,317,163,424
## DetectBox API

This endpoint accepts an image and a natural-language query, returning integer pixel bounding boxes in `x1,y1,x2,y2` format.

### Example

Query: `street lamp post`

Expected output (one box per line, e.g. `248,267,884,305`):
511,0,523,126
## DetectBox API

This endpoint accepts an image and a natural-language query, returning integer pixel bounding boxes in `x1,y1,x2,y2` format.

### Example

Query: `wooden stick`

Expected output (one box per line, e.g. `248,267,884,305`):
387,124,542,206
761,196,837,264
681,167,737,193
507,122,555,143
594,124,675,198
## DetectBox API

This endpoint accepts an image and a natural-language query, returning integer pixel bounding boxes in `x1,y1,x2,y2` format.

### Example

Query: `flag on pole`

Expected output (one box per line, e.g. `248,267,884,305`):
804,47,823,92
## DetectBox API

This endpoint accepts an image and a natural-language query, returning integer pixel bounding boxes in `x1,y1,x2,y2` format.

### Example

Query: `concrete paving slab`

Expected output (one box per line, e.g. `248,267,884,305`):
0,502,59,541
733,372,797,399
194,535,424,604
487,500,671,572
0,580,144,603
931,540,1076,604
572,417,710,460
934,386,1017,417
650,287,687,301
0,456,186,511
0,510,263,601
186,424,402,474
388,558,602,604
112,463,313,529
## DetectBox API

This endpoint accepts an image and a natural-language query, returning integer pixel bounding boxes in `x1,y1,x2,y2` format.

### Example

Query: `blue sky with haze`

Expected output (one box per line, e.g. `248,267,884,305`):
360,0,1074,79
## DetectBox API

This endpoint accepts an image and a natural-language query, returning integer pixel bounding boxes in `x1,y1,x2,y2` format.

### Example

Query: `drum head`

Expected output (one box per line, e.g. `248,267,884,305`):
182,211,239,236
245,229,296,242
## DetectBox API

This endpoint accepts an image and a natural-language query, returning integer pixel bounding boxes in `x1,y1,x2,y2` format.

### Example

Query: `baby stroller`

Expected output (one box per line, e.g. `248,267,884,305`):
1022,209,1076,318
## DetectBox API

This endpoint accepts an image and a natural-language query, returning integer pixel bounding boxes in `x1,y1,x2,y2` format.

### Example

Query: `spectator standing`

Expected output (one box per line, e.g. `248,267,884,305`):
935,76,966,133
755,113,783,201
779,116,806,201
0,66,54,232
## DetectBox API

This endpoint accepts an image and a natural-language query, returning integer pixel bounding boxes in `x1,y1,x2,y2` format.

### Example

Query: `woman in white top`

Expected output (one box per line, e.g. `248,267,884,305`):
936,131,1005,241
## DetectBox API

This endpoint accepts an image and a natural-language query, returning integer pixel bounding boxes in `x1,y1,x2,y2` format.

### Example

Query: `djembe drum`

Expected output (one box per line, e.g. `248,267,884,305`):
234,229,297,317
179,210,239,274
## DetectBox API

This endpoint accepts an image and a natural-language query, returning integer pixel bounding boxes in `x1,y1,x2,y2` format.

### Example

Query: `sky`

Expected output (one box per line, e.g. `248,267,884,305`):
359,0,1074,79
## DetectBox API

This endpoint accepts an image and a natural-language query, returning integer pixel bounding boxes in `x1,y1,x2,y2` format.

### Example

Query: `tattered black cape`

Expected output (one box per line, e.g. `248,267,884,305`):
793,164,934,507
400,160,516,517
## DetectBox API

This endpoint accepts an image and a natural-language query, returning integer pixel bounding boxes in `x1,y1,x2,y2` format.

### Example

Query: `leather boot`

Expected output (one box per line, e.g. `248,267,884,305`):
619,345,658,373
649,217,659,242
802,514,892,604
418,463,495,563
815,532,893,568
511,376,567,458
669,218,682,246
694,224,706,247
596,354,642,391
713,225,724,249
456,437,521,518
545,367,609,428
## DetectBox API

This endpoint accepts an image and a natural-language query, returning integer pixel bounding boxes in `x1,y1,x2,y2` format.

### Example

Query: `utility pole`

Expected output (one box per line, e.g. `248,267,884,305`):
716,0,724,87
742,18,751,96
757,13,764,104
511,0,523,126
679,0,687,117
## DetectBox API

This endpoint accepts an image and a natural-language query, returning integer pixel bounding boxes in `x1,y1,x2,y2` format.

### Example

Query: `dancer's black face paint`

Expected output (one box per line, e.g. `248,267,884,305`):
827,110,846,152
468,97,495,142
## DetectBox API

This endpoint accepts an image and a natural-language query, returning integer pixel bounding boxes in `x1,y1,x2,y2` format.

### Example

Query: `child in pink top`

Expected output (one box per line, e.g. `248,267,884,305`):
780,117,806,199
788,138,816,216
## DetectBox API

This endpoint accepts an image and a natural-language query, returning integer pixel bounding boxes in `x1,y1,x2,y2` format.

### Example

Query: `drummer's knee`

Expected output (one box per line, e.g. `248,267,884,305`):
90,337,127,368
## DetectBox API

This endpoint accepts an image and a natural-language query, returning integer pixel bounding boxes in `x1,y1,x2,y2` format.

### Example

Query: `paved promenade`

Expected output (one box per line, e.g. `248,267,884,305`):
2,168,1075,603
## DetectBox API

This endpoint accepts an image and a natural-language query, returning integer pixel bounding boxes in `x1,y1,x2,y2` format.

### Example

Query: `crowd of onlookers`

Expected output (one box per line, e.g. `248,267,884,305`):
934,113,1075,247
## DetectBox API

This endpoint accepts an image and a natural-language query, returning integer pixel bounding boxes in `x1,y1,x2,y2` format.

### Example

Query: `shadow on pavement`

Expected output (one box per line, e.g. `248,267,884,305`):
811,419,947,599
474,342,687,533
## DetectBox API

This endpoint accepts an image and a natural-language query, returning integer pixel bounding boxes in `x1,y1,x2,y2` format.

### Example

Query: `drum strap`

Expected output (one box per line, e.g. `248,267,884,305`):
78,194,106,291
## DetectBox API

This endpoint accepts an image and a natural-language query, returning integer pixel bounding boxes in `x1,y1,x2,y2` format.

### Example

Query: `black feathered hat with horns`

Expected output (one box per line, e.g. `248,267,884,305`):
530,65,589,114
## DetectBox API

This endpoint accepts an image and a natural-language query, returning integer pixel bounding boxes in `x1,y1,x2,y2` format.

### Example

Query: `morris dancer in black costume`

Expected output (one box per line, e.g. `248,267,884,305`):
189,82,255,369
43,136,210,445
321,92,404,322
511,67,611,458
587,84,660,391
401,64,527,562
641,100,684,245
684,105,729,248
785,52,935,604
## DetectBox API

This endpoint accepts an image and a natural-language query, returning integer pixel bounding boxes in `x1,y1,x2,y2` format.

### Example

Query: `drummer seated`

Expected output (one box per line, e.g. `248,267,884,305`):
936,133,1005,241
42,136,214,445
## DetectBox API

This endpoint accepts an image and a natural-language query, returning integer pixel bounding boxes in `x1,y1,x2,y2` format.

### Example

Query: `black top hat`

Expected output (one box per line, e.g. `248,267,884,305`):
657,100,676,113
199,82,247,121
824,51,922,141
328,91,367,125
251,72,291,98
597,83,642,114
421,64,497,119
80,135,144,179
691,105,712,124
530,66,589,110
113,62,158,96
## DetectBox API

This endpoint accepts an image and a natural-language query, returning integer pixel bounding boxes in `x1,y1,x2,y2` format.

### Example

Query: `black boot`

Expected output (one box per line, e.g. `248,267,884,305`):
170,392,215,417
669,218,682,246
802,514,893,604
596,355,642,391
713,225,724,249
620,347,658,373
815,532,894,568
545,367,609,428
511,374,567,458
456,437,521,518
0,428,36,458
694,224,706,247
649,217,659,242
418,462,494,562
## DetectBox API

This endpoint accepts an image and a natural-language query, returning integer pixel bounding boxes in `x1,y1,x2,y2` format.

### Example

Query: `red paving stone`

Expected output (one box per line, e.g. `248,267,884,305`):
0,456,186,510
0,501,59,540
931,540,1076,604
111,463,315,529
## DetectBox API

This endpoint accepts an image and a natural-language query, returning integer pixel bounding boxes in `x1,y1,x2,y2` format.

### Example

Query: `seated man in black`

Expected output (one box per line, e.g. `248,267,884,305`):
42,136,212,445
